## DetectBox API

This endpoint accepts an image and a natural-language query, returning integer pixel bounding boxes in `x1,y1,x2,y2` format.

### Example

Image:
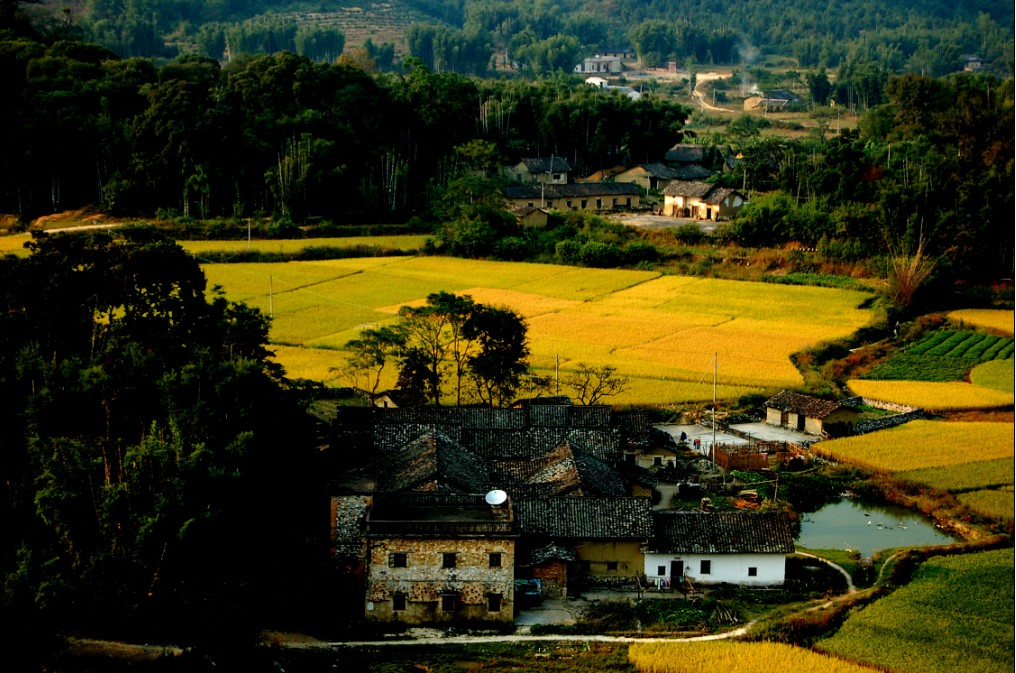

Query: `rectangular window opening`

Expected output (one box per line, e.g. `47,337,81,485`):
392,593,407,611
489,552,502,568
700,560,711,575
748,567,758,577
391,552,407,568
487,594,502,613
441,594,457,612
442,552,457,569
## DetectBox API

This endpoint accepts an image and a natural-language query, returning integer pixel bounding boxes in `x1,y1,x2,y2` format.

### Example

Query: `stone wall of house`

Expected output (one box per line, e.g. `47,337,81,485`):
843,396,924,435
365,536,515,624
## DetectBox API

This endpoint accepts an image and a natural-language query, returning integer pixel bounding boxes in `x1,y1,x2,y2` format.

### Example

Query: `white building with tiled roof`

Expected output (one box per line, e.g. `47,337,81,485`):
644,511,795,588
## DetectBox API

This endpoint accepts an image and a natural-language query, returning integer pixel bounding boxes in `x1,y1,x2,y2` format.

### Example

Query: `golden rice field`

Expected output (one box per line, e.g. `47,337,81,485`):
815,420,1015,473
947,308,1015,335
899,458,1014,492
628,641,875,673
203,256,877,404
846,379,1014,411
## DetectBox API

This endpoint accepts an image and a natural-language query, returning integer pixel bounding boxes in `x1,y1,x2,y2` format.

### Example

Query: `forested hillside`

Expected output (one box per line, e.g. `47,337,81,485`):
21,0,1015,76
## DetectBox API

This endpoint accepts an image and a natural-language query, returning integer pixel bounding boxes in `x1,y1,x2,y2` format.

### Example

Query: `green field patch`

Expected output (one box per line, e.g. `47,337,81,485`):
864,354,978,381
971,359,1016,391
898,458,1015,493
956,487,1015,521
817,548,1015,673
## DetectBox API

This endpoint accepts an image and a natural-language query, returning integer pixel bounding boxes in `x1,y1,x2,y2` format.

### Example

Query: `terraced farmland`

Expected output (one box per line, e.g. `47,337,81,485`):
202,256,877,404
862,329,1014,382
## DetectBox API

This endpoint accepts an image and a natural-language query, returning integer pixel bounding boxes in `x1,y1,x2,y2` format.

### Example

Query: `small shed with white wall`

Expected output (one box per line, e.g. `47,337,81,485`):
644,511,795,589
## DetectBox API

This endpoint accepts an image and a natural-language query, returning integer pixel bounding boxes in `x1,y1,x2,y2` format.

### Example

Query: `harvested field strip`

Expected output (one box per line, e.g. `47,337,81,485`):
815,421,1014,472
816,548,1015,673
846,379,1014,411
947,309,1015,335
629,641,876,672
180,235,429,255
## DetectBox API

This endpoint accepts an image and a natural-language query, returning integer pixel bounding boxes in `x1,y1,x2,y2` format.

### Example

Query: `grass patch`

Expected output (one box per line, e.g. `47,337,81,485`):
815,548,1015,673
970,359,1016,391
956,487,1015,521
898,458,1015,493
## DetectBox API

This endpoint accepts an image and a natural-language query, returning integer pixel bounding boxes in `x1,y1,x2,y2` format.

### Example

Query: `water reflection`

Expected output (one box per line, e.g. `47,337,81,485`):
796,498,955,558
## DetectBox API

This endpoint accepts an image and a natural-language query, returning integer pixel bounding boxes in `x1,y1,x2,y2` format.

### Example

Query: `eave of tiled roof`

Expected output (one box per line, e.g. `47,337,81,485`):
649,511,795,554
514,497,653,539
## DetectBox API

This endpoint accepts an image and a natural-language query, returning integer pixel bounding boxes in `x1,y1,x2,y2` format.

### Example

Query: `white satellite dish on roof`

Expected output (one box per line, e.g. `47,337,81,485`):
485,489,508,506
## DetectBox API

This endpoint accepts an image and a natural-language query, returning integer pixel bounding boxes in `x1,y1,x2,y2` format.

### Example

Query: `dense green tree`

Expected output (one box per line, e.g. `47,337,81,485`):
0,229,319,647
343,292,534,406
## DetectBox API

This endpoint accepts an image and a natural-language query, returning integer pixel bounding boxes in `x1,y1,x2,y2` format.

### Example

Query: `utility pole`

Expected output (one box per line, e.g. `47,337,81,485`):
269,275,274,318
711,352,717,472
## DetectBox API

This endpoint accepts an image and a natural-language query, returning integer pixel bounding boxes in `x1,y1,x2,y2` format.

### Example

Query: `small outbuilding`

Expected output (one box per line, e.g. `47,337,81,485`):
764,390,860,437
644,510,795,588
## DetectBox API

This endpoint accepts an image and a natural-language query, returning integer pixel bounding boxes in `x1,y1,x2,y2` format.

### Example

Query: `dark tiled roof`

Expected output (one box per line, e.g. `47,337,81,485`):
765,390,849,419
671,164,713,180
514,395,574,407
650,511,795,554
521,157,572,173
503,182,641,200
630,163,682,179
376,429,490,493
515,497,653,539
662,180,715,198
488,440,624,498
665,144,708,163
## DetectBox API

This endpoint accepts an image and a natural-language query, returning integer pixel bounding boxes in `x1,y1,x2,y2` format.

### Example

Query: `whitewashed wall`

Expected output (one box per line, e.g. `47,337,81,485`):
643,552,787,587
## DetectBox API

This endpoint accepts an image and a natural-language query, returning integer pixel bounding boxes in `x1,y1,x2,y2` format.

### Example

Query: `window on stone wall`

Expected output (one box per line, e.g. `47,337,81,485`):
391,552,407,568
487,594,502,612
441,594,457,612
607,561,618,571
700,560,711,575
489,552,502,568
392,593,407,611
748,567,758,577
442,552,457,569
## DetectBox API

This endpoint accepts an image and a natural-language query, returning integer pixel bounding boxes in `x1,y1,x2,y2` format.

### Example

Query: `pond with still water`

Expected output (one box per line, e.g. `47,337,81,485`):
796,498,956,557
